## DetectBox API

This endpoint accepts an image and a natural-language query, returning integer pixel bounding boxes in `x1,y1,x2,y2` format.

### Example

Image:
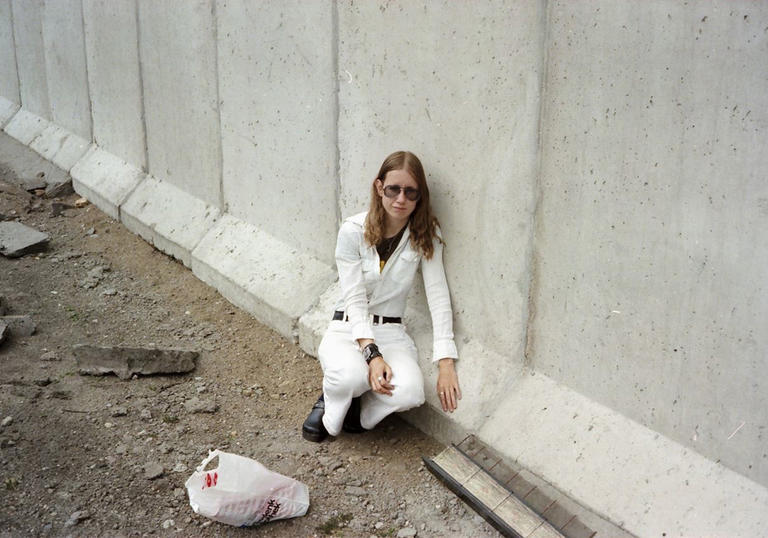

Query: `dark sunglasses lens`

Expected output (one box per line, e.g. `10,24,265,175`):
383,185,420,201
404,188,420,201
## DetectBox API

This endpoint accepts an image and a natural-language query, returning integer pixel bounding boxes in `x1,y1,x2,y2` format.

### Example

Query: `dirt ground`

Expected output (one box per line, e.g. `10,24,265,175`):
0,137,497,537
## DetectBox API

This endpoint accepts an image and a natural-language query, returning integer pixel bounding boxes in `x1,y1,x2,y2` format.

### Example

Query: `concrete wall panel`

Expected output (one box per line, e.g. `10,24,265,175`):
532,1,768,486
217,0,337,262
0,0,20,104
11,0,49,117
82,0,145,168
137,0,220,205
41,0,91,140
337,0,545,362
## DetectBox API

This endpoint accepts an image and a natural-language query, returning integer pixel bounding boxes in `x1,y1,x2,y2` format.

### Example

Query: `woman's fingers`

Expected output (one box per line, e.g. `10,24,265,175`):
369,362,393,395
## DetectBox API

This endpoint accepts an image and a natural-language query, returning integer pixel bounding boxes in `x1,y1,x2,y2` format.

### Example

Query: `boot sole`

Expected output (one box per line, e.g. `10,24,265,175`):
302,427,327,442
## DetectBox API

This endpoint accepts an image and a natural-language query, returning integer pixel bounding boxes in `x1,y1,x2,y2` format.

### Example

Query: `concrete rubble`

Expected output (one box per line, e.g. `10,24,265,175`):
183,397,218,414
73,344,198,380
0,315,37,337
0,221,50,258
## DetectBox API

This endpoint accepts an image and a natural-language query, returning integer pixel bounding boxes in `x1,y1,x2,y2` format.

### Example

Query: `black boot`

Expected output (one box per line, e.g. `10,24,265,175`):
342,396,365,434
302,394,328,442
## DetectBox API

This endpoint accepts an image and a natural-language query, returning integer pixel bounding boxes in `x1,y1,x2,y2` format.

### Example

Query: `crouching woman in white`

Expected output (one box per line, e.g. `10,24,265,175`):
302,151,461,442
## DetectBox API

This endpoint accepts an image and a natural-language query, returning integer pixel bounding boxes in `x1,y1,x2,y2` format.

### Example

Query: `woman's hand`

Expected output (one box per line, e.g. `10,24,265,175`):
368,357,394,396
437,358,461,412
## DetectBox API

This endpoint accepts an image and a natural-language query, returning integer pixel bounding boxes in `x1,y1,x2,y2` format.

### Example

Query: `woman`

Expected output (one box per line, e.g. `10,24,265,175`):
302,151,461,442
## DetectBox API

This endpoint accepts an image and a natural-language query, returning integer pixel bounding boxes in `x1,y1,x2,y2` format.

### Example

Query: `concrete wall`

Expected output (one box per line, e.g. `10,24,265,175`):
137,0,220,206
216,0,338,262
337,0,546,362
2,1,767,535
532,0,768,487
0,0,19,104
82,0,145,168
11,0,48,117
41,0,91,140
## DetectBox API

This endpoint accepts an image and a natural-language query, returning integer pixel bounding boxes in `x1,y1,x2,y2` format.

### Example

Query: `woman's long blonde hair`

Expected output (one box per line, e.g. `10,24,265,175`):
364,151,441,259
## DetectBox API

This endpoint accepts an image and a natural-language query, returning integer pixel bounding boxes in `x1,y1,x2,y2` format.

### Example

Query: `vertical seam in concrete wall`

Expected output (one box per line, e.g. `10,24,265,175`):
8,0,21,104
523,0,552,368
212,0,224,212
331,0,341,230
134,0,148,173
79,0,93,141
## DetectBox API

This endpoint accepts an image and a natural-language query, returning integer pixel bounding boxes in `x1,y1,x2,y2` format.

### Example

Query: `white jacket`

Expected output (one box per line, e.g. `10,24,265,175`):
333,212,458,362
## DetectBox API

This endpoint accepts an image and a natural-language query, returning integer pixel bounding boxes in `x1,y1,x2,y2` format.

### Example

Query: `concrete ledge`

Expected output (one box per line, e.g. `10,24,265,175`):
297,280,339,357
70,145,145,220
29,122,91,172
471,372,768,537
121,175,220,267
3,109,47,145
191,214,336,341
0,97,20,129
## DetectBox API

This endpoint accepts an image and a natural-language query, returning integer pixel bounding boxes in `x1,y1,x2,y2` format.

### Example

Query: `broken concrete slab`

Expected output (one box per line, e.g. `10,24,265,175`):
0,221,50,257
0,315,37,336
45,180,74,199
73,344,198,380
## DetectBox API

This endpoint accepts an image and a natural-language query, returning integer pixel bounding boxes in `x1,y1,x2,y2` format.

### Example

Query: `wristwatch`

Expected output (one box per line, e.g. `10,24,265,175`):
362,343,382,364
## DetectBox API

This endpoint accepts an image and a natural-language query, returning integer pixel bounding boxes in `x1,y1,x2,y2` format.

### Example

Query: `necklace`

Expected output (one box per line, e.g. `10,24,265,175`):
377,225,406,271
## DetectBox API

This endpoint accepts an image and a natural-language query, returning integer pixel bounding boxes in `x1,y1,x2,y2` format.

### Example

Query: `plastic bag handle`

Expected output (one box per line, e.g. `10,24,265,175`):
196,449,221,473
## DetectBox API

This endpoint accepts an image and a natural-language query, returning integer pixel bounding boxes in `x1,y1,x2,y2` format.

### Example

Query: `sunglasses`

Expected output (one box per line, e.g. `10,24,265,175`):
382,184,421,201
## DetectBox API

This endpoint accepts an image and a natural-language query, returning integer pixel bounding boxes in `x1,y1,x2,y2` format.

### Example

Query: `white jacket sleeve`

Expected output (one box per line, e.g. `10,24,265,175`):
335,221,374,342
421,234,459,361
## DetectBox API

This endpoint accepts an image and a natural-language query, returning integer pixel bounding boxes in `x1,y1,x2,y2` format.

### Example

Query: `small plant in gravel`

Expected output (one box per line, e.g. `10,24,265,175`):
5,477,19,490
316,513,353,535
162,414,179,423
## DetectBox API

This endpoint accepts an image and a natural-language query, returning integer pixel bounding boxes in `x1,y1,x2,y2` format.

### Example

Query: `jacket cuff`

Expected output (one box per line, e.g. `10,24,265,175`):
351,321,375,343
431,339,458,362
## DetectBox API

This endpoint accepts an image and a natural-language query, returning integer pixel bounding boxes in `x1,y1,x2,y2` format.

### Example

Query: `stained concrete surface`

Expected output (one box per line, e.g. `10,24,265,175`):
82,0,146,168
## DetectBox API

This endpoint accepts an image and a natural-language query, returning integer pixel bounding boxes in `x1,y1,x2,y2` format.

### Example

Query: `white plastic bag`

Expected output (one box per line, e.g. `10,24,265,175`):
185,449,310,527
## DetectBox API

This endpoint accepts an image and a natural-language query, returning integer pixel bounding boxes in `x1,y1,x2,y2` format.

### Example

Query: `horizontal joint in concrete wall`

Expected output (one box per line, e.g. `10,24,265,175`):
0,97,20,129
70,145,145,221
2,108,46,145
190,214,336,343
120,175,220,268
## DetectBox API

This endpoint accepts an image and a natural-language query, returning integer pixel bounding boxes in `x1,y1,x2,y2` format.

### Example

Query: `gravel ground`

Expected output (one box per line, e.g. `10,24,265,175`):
0,136,498,537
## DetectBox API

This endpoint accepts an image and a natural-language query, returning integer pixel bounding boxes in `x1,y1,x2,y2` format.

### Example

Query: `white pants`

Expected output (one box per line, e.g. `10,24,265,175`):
318,320,425,436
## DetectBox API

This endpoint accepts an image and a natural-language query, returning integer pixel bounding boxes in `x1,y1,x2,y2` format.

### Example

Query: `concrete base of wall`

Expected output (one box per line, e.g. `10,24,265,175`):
121,175,220,267
3,109,47,145
3,109,90,172
0,97,19,129
70,146,145,220
29,122,90,172
190,214,336,342
297,280,339,357
408,368,768,538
